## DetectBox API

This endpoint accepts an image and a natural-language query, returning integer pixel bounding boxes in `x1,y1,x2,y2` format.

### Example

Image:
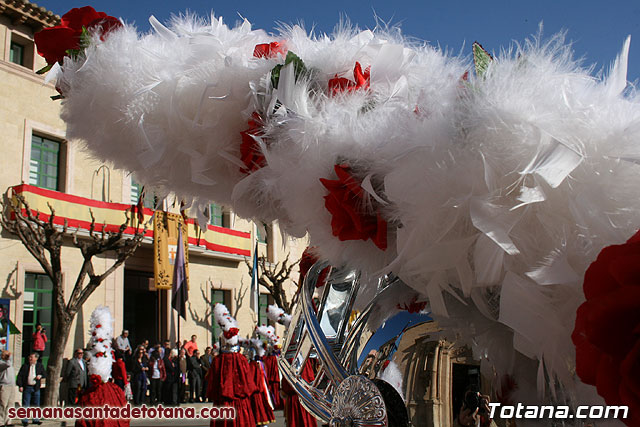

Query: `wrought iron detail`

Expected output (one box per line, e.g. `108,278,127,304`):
329,375,388,427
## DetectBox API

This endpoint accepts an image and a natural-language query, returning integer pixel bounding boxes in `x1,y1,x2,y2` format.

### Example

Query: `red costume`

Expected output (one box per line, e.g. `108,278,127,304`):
263,353,283,410
207,303,257,426
282,360,317,427
75,376,130,427
249,360,275,425
206,351,257,426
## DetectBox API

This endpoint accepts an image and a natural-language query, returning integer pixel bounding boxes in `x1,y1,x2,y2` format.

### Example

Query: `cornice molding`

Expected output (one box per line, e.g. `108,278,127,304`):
0,0,60,31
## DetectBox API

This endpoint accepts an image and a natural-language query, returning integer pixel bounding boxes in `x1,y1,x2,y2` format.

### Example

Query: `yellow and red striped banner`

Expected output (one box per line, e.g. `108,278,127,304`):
10,184,251,257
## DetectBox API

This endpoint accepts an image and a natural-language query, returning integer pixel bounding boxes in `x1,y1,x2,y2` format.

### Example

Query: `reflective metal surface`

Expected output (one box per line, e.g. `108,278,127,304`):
279,261,485,427
329,375,387,427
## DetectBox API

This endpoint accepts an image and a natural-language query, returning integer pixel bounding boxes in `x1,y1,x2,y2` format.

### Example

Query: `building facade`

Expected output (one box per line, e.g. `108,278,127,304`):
0,0,304,377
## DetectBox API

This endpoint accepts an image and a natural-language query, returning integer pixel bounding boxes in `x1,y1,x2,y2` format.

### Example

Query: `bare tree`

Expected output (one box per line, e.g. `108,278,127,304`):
244,254,299,313
188,280,248,341
0,189,145,406
232,280,248,319
188,285,213,331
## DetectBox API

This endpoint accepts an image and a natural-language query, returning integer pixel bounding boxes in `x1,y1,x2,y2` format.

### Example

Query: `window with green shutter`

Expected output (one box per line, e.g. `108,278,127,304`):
30,135,60,191
257,293,273,327
130,179,156,209
22,273,53,367
10,42,24,66
209,203,224,227
257,223,268,243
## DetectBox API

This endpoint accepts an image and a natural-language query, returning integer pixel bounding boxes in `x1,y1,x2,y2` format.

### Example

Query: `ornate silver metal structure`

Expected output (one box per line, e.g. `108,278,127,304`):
278,260,421,427
329,375,388,427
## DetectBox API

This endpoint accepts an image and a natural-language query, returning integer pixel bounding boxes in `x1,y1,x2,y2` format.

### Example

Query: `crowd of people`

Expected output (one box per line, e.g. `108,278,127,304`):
0,312,314,427
102,331,215,407
0,331,219,427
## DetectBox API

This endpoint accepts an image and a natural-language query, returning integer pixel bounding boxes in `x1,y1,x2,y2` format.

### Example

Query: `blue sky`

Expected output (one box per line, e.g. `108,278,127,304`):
38,1,640,82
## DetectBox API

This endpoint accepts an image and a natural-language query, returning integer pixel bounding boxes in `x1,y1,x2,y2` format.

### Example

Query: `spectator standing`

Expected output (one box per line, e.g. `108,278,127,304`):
111,351,128,391
31,323,47,360
16,353,45,426
178,348,187,404
187,349,203,403
162,349,179,406
183,335,198,357
65,348,88,406
0,350,15,426
200,347,212,402
114,330,132,357
162,340,171,358
148,350,166,405
131,347,149,405
147,344,162,361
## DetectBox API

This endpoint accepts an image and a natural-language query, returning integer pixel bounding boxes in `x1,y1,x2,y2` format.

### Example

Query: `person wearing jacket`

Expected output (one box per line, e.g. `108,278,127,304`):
111,351,128,391
178,349,187,404
148,350,166,405
65,348,88,406
0,350,15,426
187,349,203,403
199,347,213,402
31,323,47,360
162,349,179,406
131,347,149,405
16,353,45,426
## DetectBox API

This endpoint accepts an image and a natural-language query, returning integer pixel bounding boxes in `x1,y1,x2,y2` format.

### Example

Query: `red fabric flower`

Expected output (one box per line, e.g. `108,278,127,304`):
96,324,102,328
397,296,427,314
319,164,387,250
571,230,640,427
298,247,330,287
223,327,240,339
89,374,103,388
95,352,104,358
328,62,370,96
253,41,287,59
239,113,267,174
34,6,122,66
97,338,104,342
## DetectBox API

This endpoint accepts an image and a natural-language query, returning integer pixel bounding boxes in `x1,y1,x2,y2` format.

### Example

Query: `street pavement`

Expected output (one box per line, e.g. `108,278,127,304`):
29,404,286,427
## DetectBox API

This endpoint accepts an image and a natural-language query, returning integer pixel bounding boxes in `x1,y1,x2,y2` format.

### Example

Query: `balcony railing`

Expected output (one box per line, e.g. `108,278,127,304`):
10,184,251,258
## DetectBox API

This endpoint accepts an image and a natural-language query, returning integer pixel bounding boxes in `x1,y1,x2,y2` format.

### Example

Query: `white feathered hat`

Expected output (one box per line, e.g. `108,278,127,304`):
213,303,240,345
87,306,115,383
267,304,292,328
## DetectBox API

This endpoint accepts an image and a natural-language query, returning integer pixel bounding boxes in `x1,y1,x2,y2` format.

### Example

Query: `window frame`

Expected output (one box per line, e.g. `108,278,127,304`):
257,293,274,327
6,31,35,70
29,134,60,191
22,272,54,367
9,41,24,66
21,120,70,193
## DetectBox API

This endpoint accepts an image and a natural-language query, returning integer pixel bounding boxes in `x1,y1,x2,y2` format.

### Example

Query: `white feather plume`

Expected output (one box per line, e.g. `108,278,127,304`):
256,324,280,347
87,306,115,383
50,13,640,406
266,304,292,327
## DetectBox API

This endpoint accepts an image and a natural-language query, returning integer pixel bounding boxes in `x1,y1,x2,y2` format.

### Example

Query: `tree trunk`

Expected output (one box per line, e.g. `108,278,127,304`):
43,314,72,406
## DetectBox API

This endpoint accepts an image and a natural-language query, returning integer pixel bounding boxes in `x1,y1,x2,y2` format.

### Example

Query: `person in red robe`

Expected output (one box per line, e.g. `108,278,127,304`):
262,346,282,411
246,339,275,425
206,303,257,427
75,306,129,427
281,359,317,427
